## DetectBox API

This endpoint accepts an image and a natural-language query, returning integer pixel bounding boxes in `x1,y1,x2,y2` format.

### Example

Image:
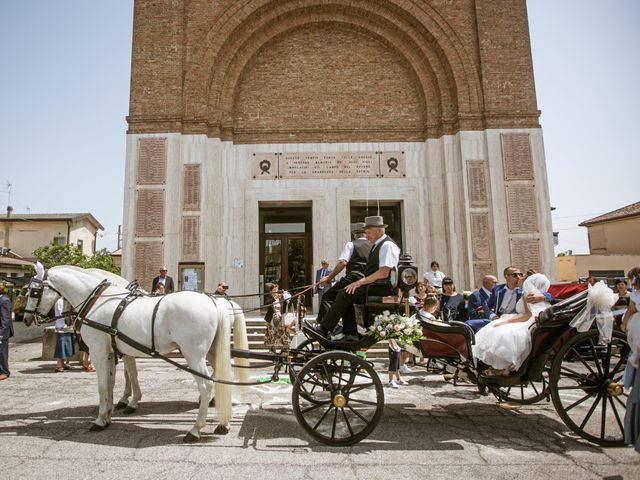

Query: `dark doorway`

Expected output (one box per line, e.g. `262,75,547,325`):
259,204,312,307
350,201,403,252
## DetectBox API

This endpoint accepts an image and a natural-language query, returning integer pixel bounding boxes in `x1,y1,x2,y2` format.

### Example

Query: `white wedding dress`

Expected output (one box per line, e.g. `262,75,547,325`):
473,274,551,371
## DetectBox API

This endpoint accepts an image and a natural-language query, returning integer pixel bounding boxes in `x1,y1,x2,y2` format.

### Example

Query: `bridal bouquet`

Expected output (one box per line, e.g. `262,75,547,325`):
365,311,424,346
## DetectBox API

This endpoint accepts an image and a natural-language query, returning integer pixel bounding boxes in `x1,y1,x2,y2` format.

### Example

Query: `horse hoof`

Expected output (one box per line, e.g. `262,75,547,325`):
209,398,215,408
213,424,230,435
123,406,137,415
115,401,128,410
89,423,109,432
183,432,200,443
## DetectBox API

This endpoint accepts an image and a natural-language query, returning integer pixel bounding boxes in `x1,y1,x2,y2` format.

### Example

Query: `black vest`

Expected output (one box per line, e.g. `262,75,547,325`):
364,235,397,284
345,238,371,276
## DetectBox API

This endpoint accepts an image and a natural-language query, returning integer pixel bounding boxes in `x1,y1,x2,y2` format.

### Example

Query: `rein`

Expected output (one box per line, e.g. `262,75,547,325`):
234,285,314,314
224,281,318,299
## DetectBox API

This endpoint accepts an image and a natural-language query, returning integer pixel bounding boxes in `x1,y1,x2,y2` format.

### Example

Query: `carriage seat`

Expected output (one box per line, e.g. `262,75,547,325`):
417,318,475,360
353,296,401,328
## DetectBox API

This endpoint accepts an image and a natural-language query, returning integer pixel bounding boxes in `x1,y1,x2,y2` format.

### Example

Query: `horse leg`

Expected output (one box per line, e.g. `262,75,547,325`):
121,355,141,414
206,352,216,407
182,356,213,443
105,354,117,426
115,357,131,410
90,354,116,431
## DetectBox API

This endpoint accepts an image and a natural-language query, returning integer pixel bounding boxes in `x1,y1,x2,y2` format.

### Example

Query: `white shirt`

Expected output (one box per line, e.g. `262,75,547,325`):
338,241,355,263
338,234,368,262
373,234,400,269
500,287,518,314
54,298,66,330
424,270,446,288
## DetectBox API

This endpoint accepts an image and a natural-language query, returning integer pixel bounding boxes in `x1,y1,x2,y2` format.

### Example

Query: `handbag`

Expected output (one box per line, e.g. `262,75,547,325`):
282,300,298,330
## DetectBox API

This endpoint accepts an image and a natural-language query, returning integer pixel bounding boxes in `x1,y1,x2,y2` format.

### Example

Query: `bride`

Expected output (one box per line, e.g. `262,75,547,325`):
473,273,551,375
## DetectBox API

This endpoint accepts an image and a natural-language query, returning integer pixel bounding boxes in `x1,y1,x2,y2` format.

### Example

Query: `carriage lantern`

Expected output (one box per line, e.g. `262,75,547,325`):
397,253,418,296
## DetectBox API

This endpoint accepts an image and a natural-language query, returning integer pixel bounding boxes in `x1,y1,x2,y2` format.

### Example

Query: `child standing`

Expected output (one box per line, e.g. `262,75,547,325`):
54,298,74,372
387,338,408,388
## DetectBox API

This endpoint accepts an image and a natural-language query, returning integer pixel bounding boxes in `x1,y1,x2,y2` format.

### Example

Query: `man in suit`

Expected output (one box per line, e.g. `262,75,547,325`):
314,260,332,305
151,266,175,293
466,274,498,319
0,281,13,381
466,266,551,332
311,216,400,341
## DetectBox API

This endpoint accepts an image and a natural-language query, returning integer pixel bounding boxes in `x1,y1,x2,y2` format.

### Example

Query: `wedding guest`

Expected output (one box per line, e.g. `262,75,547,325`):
439,277,467,323
424,261,446,291
54,298,74,372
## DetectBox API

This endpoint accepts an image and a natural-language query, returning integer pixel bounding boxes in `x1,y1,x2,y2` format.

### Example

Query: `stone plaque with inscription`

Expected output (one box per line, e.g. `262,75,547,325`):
137,138,167,185
252,153,278,179
182,216,200,260
183,164,201,211
466,160,489,207
134,241,163,291
252,151,405,179
280,152,379,178
506,184,538,234
501,133,534,181
510,238,542,273
135,190,164,237
470,213,492,261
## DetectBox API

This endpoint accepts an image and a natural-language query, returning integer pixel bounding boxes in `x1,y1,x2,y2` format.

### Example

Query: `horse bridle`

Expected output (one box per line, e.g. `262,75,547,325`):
24,273,111,327
23,276,66,325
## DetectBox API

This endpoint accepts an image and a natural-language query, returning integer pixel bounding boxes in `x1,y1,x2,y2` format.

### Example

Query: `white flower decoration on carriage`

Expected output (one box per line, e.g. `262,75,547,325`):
366,312,424,346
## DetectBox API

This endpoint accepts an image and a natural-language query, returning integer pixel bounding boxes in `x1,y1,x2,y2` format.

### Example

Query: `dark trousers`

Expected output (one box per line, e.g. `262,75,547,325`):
316,273,363,325
320,283,393,336
0,337,9,376
388,347,400,372
465,319,491,332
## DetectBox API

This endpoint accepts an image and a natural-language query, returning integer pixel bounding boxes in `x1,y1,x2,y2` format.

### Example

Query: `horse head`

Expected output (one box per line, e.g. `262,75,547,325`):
23,275,62,326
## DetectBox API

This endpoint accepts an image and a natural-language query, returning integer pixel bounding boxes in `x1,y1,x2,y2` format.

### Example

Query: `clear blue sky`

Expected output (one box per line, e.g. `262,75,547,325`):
1,1,638,254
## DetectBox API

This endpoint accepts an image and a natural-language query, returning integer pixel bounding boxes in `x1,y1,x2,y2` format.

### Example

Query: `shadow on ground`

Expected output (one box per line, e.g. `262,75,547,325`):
0,399,605,454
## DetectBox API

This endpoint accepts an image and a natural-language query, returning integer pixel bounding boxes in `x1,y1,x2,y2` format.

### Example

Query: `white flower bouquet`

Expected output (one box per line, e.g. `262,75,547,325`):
365,310,424,346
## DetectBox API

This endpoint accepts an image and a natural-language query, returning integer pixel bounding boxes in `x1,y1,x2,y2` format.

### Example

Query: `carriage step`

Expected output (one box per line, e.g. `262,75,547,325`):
231,348,280,361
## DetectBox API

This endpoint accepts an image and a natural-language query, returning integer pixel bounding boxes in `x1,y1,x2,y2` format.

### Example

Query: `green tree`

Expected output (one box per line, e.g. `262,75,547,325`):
32,243,120,274
85,248,120,274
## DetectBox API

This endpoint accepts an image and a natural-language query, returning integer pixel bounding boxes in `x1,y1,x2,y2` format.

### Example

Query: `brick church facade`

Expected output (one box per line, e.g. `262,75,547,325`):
122,0,554,304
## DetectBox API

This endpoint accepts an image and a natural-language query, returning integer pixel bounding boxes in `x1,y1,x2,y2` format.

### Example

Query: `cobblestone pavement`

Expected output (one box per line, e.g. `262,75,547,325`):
1,321,639,480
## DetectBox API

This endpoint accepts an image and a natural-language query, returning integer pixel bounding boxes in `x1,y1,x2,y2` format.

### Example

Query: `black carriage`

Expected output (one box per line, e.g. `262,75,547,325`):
232,283,630,447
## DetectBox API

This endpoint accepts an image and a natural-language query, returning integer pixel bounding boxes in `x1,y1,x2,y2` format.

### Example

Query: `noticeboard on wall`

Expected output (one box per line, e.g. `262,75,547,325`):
178,262,204,292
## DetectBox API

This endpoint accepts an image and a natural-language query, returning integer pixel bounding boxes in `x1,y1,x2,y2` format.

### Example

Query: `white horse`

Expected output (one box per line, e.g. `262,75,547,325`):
83,267,249,413
23,265,247,442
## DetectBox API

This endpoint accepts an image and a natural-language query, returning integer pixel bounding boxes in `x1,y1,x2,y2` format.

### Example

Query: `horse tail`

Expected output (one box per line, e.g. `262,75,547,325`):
213,303,232,425
231,305,250,388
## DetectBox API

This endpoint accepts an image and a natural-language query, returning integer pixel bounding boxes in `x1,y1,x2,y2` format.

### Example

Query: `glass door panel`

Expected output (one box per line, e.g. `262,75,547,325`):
287,237,306,292
263,239,282,287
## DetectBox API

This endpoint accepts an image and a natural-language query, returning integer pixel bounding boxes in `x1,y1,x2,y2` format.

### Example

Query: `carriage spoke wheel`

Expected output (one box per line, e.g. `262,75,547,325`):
492,357,553,405
292,350,384,446
550,330,629,446
492,371,550,405
288,339,324,390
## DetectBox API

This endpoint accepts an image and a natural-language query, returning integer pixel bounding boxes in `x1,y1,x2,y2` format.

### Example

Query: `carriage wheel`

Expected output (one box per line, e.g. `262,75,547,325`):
288,339,323,388
492,366,550,405
292,350,384,446
549,330,629,446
